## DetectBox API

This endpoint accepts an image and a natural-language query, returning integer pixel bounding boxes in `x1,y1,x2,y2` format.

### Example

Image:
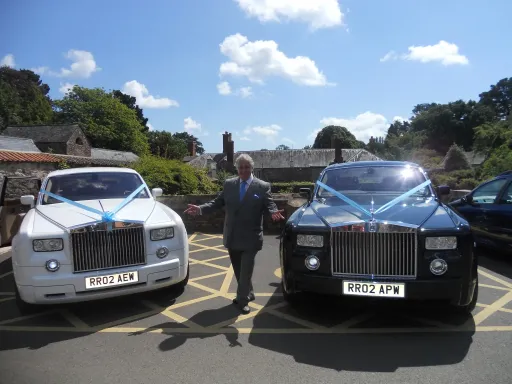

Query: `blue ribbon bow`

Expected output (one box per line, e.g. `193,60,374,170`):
315,178,432,219
38,183,148,230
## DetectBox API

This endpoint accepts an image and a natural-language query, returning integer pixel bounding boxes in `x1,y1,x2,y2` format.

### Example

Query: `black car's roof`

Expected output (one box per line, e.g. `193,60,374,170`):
325,160,421,170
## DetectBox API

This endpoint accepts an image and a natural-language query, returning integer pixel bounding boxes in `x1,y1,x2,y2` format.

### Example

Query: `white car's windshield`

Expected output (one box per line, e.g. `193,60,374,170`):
317,165,431,198
41,172,149,205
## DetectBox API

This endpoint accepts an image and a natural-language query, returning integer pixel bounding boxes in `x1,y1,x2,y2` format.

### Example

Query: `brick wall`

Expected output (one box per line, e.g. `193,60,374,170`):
157,193,307,234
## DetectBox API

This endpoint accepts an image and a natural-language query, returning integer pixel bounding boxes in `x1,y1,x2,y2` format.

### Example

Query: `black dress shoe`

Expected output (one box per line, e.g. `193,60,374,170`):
239,304,250,314
233,293,255,305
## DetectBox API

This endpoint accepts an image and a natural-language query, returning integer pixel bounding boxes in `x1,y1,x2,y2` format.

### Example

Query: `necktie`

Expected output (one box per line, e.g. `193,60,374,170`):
240,180,247,201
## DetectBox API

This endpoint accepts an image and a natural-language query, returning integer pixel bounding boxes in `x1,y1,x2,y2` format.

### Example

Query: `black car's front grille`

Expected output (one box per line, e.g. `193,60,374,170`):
331,230,417,278
70,224,146,273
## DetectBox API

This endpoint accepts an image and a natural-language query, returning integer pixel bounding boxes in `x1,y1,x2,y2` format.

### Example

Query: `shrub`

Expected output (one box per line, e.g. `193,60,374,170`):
444,143,470,171
131,155,219,195
271,181,315,193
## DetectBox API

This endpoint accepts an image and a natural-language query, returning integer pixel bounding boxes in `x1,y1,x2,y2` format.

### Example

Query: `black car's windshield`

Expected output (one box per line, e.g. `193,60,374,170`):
41,172,149,205
317,165,432,198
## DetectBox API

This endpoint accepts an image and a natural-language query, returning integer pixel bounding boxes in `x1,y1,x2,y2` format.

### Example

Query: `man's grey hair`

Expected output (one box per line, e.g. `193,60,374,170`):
235,153,254,169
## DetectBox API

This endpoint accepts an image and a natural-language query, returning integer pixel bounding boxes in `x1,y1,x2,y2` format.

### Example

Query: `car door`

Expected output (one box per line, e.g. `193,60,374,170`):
482,180,512,252
460,178,509,245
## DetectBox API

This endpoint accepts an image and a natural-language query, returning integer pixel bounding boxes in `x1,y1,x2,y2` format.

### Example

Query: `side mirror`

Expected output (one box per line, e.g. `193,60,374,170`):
20,195,35,207
461,194,473,204
436,185,451,196
152,188,163,198
299,187,311,200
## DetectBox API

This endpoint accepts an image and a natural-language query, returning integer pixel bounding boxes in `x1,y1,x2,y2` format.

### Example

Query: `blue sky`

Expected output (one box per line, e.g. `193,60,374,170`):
1,0,511,154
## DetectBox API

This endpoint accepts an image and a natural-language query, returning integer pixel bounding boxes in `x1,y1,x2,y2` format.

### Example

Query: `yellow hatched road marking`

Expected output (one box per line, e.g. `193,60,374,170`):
473,291,512,325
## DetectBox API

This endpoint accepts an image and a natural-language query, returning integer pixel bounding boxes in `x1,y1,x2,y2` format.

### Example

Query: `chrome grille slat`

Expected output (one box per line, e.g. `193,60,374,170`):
331,230,417,278
71,225,146,273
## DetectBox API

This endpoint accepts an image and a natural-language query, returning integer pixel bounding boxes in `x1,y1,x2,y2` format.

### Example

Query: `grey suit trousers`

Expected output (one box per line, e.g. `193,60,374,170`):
228,248,257,305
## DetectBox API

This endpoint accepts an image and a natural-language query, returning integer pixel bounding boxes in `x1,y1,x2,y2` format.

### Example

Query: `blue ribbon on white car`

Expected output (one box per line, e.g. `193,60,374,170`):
315,179,432,219
38,183,148,230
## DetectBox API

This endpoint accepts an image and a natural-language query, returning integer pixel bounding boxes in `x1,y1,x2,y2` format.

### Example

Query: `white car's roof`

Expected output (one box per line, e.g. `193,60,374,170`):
46,167,139,178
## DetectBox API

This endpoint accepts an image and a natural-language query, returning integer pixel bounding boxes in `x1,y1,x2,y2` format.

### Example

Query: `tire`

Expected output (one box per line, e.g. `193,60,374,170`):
176,262,190,290
281,279,299,306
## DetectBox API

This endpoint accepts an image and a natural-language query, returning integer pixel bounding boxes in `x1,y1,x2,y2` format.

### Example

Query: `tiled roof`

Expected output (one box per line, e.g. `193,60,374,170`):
91,148,139,162
0,136,42,152
0,150,61,163
2,124,82,143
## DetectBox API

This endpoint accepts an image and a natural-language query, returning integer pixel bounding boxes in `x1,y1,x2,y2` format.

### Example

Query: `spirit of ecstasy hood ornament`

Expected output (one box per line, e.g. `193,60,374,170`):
369,197,377,232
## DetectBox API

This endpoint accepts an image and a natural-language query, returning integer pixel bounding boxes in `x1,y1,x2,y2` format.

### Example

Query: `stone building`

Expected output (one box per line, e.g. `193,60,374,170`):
2,124,91,157
184,131,383,183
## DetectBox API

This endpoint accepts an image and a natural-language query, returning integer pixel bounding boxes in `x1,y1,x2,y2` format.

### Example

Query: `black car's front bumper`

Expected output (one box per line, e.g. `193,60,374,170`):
288,272,475,305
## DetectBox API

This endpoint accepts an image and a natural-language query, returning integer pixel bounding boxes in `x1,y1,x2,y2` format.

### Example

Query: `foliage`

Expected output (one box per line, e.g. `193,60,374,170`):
478,77,512,119
0,67,53,130
53,86,150,156
443,143,471,171
112,90,149,132
56,160,70,170
215,169,236,186
131,155,219,195
146,130,188,160
172,132,204,155
479,144,512,181
276,144,290,150
313,125,365,149
428,169,479,190
271,181,315,193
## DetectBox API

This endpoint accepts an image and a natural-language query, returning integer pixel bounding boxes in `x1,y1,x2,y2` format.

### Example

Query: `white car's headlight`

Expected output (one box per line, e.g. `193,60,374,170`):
33,238,64,252
297,234,323,247
425,236,457,250
150,227,174,241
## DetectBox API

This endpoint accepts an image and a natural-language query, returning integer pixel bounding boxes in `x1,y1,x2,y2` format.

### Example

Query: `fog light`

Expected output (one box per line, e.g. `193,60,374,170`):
305,255,320,271
45,259,60,272
156,246,169,259
430,258,448,275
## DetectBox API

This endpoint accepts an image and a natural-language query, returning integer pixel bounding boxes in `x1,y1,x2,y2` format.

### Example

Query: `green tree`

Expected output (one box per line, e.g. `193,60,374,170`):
276,144,290,150
312,125,364,149
147,130,188,160
172,132,204,155
112,90,149,132
478,77,512,120
0,67,53,130
443,143,470,172
53,86,150,156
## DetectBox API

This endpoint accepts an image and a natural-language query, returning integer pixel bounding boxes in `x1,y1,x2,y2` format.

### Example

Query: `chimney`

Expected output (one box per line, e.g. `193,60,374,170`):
187,140,196,156
222,131,230,154
227,140,234,165
334,138,343,163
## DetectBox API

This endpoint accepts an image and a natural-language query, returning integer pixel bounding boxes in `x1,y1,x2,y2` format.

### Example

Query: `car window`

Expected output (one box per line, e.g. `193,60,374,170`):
498,182,512,204
472,178,508,204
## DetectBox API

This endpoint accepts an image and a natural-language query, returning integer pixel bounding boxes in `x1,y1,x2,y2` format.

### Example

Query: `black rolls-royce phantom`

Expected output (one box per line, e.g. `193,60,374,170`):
279,161,478,314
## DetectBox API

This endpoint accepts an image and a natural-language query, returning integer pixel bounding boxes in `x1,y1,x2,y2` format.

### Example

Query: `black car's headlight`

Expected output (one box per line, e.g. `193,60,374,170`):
296,234,324,247
150,227,174,241
33,238,64,252
425,236,457,250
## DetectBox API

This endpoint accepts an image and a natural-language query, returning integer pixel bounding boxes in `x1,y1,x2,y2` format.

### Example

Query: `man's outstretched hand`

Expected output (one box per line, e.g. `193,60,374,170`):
184,204,200,216
271,209,286,222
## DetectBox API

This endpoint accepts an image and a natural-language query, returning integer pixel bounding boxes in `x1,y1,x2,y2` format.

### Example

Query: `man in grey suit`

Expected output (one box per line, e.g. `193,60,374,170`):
184,154,285,314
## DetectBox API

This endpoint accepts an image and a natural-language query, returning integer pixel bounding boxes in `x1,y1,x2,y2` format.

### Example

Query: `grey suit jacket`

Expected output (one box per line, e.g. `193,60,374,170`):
198,176,279,251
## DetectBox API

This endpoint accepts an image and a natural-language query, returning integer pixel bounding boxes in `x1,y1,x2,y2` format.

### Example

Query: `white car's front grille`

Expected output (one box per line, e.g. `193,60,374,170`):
70,224,146,273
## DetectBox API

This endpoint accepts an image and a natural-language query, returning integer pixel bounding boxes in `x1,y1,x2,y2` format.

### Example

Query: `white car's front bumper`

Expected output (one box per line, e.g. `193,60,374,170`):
13,248,188,305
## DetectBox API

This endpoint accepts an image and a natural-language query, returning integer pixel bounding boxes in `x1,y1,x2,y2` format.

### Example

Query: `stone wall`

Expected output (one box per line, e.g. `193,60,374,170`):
254,167,324,183
67,130,92,157
0,162,59,180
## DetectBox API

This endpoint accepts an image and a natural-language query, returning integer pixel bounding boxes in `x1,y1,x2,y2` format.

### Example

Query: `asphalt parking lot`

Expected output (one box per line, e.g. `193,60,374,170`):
1,233,511,384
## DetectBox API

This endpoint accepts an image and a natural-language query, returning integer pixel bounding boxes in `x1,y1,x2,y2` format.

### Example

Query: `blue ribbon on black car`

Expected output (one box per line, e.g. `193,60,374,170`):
38,183,148,230
315,179,432,219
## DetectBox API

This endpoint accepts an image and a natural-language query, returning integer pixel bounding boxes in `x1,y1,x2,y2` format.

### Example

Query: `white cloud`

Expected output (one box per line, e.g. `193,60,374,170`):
234,0,345,30
59,82,75,94
31,66,49,74
122,80,179,109
282,137,296,146
250,124,282,137
239,136,250,141
147,122,154,131
238,86,252,98
184,117,208,136
317,111,396,143
217,81,232,95
219,33,331,86
0,54,15,68
380,41,469,66
57,50,101,78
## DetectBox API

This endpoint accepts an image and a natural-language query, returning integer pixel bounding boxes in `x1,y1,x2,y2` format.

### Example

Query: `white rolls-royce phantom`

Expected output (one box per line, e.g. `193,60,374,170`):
11,167,189,313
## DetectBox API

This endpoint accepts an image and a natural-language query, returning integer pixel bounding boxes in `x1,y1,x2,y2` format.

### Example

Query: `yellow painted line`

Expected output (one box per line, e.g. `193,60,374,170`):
188,233,198,242
168,294,220,310
476,302,512,314
0,297,14,303
207,302,288,329
479,283,512,292
0,309,58,325
142,300,204,329
330,313,375,330
473,290,512,325
478,269,512,289
0,292,14,296
93,309,163,329
0,271,13,280
228,292,283,297
190,271,227,282
188,281,223,296
274,268,282,279
60,309,90,328
220,267,234,294
200,254,230,263
189,243,228,253
2,325,511,334
190,235,223,242
189,258,229,271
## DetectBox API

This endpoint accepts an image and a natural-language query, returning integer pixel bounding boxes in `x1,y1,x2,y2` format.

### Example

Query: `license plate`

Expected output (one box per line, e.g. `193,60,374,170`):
85,271,139,290
343,281,405,298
